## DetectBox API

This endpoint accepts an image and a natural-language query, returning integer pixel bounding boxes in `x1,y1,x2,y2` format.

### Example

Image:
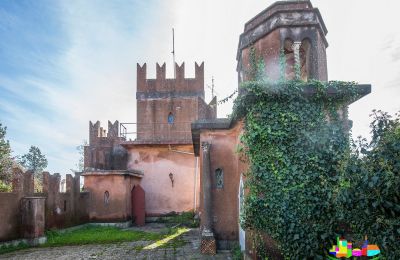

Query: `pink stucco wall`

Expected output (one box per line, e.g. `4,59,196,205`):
127,144,200,216
83,172,141,221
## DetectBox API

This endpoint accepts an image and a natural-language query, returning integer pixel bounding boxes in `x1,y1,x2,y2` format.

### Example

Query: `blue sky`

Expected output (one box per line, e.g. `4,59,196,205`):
1,0,400,175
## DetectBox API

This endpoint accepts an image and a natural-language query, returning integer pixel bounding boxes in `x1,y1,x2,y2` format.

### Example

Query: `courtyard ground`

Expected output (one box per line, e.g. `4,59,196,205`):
0,224,233,260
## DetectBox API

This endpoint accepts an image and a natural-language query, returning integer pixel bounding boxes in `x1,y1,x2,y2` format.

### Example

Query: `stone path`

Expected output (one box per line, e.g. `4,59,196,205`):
0,225,232,260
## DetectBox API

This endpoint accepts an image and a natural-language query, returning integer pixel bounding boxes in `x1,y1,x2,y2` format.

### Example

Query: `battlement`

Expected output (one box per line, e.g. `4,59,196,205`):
137,62,204,99
89,120,121,144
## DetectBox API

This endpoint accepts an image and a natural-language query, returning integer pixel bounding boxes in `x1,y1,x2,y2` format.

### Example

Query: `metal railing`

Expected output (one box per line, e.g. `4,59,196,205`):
120,122,193,142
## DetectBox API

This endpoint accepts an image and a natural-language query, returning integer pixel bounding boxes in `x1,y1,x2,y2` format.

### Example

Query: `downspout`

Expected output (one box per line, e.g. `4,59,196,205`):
194,156,198,211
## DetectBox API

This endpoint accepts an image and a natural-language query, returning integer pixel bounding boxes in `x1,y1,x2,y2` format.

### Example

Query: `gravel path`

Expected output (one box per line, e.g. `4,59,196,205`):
0,227,232,260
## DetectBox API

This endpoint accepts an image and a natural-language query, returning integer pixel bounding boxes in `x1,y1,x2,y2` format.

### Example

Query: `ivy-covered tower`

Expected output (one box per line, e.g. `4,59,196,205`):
236,0,328,83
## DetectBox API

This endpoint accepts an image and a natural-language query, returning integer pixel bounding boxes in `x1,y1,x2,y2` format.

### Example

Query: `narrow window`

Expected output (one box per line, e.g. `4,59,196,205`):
104,191,110,205
168,112,174,124
215,168,224,189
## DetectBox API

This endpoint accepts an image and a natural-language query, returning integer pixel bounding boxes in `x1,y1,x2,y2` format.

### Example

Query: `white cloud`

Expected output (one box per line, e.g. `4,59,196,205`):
2,0,399,174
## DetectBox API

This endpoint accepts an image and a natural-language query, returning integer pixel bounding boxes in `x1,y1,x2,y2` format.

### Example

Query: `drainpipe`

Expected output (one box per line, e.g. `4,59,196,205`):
201,142,213,235
194,156,198,211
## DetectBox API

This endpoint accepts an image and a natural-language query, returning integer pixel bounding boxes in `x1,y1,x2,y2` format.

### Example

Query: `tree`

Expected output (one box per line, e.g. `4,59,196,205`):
75,140,88,172
343,110,400,258
0,122,13,186
19,146,48,179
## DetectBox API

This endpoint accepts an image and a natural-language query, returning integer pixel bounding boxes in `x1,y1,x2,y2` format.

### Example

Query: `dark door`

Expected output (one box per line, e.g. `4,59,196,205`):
131,185,145,226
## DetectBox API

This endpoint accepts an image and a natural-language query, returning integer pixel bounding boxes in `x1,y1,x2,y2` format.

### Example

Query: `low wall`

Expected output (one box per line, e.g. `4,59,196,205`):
0,169,90,242
0,193,22,242
42,172,89,229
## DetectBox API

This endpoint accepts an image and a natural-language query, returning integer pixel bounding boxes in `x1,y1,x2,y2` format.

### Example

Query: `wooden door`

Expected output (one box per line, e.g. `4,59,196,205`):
131,185,145,226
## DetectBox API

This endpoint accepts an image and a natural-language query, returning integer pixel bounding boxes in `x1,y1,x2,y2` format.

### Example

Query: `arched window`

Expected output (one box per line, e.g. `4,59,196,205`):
104,191,110,205
215,168,224,189
168,112,174,124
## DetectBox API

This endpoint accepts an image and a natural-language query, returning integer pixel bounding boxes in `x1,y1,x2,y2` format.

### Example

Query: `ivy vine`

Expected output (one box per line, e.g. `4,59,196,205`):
233,46,399,259
234,79,358,258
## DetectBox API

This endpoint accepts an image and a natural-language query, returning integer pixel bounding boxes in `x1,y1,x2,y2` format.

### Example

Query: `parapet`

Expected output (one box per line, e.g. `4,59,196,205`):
137,62,205,100
89,120,121,145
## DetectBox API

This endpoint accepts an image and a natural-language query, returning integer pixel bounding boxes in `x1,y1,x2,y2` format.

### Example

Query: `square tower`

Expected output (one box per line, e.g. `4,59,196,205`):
136,62,216,144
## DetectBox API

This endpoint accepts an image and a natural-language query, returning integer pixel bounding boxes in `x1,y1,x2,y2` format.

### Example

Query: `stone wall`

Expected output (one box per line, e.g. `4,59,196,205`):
0,169,89,242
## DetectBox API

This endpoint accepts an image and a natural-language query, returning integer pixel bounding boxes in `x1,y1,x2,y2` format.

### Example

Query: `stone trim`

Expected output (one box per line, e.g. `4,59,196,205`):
236,8,328,63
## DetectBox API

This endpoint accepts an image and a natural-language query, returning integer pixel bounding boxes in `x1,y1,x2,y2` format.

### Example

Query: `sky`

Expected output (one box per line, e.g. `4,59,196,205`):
0,0,399,174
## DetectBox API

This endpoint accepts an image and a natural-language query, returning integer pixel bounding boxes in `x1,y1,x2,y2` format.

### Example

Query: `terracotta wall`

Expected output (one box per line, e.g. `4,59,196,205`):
199,122,245,248
127,144,200,216
83,172,141,221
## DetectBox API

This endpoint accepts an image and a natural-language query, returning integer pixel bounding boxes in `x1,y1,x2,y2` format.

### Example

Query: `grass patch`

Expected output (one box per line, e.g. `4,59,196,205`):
0,242,30,255
158,211,199,228
44,226,164,247
0,225,190,255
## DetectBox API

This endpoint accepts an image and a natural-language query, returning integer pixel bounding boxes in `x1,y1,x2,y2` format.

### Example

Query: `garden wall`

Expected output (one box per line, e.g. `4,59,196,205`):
0,168,89,242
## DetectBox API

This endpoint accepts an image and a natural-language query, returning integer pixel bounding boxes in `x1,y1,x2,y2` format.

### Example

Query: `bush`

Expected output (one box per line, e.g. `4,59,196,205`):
340,110,400,258
0,180,12,192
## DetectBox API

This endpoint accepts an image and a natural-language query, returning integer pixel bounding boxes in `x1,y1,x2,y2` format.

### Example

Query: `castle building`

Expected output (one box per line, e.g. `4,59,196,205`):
82,0,371,257
82,62,216,224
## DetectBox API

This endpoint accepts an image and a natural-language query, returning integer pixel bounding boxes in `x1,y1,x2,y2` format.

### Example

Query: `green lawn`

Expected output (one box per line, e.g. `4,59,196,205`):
45,226,165,246
0,225,189,255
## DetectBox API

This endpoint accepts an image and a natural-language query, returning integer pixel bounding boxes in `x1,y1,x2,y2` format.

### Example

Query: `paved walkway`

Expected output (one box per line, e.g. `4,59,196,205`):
0,225,232,260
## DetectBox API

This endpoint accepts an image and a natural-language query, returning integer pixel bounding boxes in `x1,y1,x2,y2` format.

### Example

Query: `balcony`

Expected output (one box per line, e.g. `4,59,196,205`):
120,122,193,144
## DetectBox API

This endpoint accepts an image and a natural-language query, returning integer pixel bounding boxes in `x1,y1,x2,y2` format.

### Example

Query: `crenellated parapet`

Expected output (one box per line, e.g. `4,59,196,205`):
86,120,127,171
136,62,204,100
89,120,122,145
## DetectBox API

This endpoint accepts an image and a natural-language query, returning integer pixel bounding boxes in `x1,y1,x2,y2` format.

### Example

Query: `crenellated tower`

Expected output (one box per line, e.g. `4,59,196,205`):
84,120,127,171
135,62,216,144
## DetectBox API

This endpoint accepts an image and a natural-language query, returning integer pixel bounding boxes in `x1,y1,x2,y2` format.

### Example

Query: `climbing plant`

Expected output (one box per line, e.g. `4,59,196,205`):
234,47,399,259
234,79,359,258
